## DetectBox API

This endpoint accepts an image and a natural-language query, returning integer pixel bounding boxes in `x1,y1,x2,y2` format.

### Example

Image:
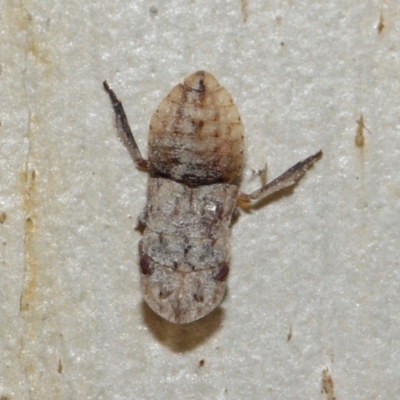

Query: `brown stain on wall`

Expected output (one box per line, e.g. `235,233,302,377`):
321,368,336,400
28,38,51,71
11,3,65,396
12,3,32,31
355,114,366,148
18,117,43,392
57,358,63,374
10,2,52,77
20,168,39,313
241,0,248,23
287,325,293,341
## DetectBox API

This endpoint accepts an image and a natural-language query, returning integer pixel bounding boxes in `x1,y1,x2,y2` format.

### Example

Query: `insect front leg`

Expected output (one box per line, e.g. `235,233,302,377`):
103,81,149,170
239,150,322,204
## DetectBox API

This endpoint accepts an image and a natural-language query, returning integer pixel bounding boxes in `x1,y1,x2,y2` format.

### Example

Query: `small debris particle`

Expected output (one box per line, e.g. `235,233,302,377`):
199,359,205,367
58,358,63,374
250,164,267,186
287,325,293,341
377,13,385,33
149,5,158,18
0,212,6,224
321,369,336,400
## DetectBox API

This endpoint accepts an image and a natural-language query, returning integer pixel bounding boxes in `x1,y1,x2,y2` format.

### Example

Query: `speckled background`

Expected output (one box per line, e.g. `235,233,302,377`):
1,1,399,399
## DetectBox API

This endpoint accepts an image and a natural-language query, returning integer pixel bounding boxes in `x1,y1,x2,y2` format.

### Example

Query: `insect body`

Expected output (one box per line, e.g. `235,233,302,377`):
104,71,321,324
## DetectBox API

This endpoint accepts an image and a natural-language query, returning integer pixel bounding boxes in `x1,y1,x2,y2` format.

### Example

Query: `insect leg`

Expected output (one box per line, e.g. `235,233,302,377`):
239,150,322,203
103,81,149,170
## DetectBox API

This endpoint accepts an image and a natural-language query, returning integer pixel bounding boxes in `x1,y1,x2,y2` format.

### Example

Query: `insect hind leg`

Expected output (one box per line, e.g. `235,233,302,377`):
239,150,322,204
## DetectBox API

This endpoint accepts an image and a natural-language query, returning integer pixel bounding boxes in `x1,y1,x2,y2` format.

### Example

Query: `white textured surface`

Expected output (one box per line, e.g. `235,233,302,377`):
1,1,399,399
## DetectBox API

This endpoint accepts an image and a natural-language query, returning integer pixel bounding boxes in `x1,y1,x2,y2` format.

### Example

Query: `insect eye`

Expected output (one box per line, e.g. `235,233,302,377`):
140,254,153,275
214,262,229,282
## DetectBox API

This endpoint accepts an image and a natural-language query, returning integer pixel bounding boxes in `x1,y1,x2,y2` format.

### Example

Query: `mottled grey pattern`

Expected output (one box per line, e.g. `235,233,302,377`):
140,178,238,323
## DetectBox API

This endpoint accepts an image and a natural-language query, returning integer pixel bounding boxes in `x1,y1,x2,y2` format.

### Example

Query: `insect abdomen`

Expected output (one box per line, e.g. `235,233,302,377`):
139,177,238,324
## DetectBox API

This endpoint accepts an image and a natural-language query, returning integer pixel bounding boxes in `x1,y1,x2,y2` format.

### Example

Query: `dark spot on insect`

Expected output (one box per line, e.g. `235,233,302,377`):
140,254,153,275
199,359,205,367
159,288,173,299
198,79,205,93
214,262,229,281
188,190,194,206
215,203,223,218
190,119,199,134
212,112,220,122
159,232,166,244
194,293,204,302
184,244,192,256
